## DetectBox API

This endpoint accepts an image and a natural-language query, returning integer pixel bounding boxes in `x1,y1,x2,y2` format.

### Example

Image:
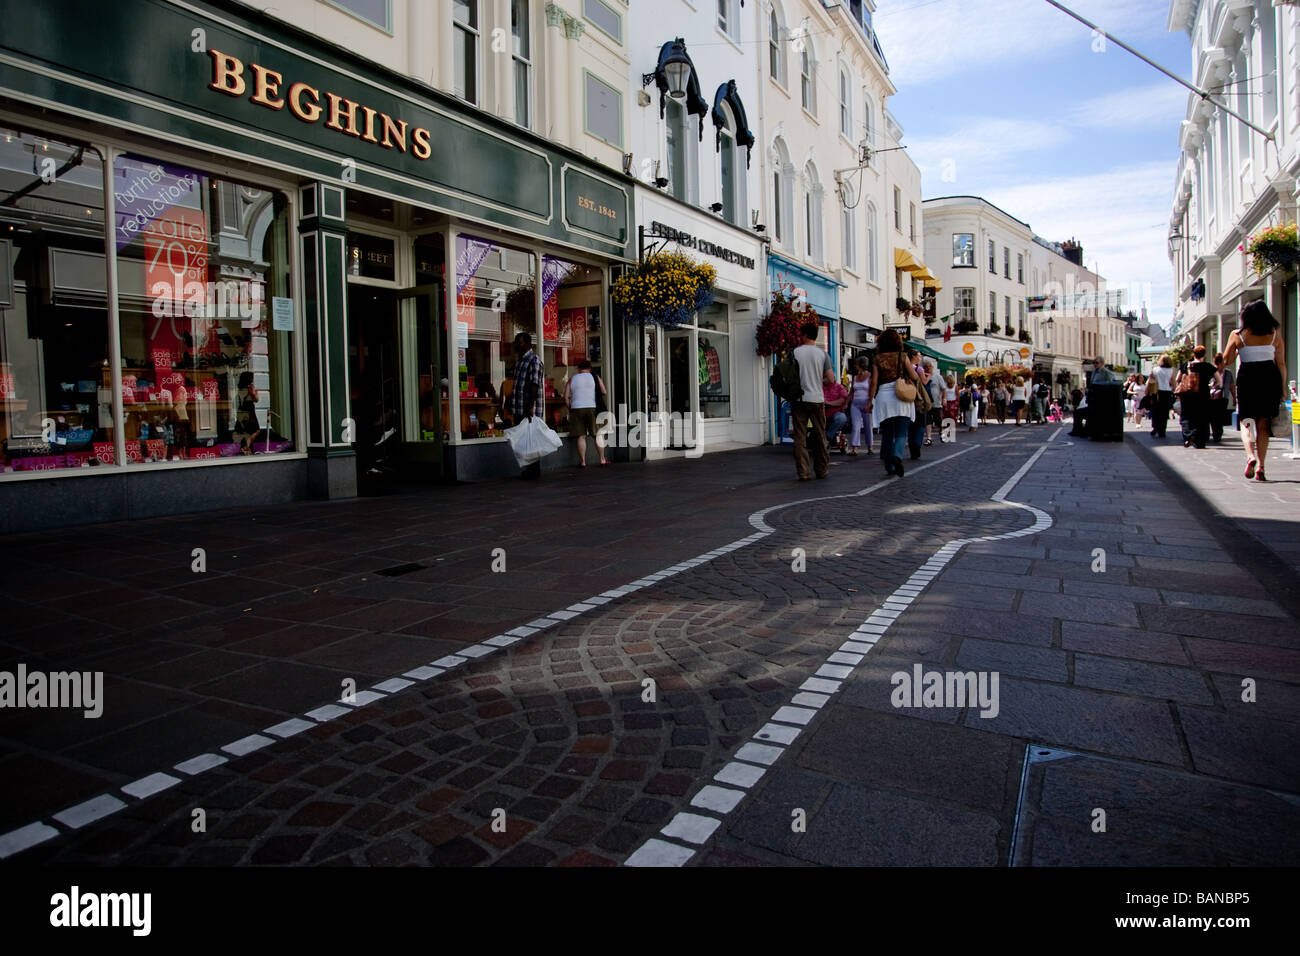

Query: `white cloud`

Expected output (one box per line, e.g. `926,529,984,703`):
981,161,1179,324
905,117,1069,182
874,0,1169,88
1069,82,1191,130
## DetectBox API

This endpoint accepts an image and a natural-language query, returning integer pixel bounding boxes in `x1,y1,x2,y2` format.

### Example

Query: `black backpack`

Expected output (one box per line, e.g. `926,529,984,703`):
769,351,803,402
958,389,971,411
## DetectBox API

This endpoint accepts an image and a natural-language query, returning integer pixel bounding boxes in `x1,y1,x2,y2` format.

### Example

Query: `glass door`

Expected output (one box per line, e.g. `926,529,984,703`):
666,327,698,450
398,284,444,466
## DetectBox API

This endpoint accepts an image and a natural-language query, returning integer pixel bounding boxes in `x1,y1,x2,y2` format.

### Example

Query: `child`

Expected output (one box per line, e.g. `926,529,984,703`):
1137,378,1157,428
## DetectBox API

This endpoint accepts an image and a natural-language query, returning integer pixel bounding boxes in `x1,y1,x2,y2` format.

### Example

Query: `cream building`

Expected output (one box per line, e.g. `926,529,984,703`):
1167,0,1298,380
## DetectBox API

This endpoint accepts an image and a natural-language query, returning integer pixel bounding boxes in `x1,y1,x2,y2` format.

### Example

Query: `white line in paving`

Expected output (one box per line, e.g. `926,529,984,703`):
432,655,468,669
264,718,316,739
624,838,696,868
121,773,181,800
303,704,350,723
174,753,228,776
457,645,496,658
691,785,748,814
625,429,1058,867
341,691,386,708
403,665,446,680
373,678,415,694
53,795,126,830
0,822,60,860
222,734,275,757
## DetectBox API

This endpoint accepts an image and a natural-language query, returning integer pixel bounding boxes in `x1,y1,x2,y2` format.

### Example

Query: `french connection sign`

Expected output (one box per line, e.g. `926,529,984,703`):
0,0,632,257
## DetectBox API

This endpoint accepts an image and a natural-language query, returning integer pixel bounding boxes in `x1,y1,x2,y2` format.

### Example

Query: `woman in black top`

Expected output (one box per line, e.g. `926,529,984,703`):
1173,345,1219,450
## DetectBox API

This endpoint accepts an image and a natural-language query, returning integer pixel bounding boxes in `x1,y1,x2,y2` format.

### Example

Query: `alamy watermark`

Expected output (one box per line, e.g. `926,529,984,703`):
0,665,103,718
890,664,999,718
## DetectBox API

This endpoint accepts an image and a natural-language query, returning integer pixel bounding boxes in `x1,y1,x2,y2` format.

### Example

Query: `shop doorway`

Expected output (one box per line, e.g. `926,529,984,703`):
347,283,446,485
348,286,400,482
666,328,697,450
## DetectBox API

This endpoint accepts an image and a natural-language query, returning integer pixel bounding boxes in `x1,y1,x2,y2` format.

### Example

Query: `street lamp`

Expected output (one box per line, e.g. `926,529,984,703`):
644,39,694,100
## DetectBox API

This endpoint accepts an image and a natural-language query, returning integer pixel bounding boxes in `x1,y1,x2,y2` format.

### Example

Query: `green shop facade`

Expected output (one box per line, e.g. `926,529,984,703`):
0,0,634,532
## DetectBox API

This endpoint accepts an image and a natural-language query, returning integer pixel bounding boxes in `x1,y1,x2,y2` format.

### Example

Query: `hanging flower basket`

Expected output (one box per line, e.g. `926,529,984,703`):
756,292,819,356
1246,222,1300,276
611,251,716,328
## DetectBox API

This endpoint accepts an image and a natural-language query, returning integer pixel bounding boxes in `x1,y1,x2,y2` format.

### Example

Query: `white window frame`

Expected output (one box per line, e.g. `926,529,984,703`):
866,201,879,285
511,0,533,129
582,0,622,43
717,0,739,41
953,233,974,268
988,292,996,329
773,137,793,249
800,35,816,115
838,64,853,140
954,287,975,324
453,0,480,106
804,162,823,264
988,238,995,273
892,186,901,232
583,70,623,147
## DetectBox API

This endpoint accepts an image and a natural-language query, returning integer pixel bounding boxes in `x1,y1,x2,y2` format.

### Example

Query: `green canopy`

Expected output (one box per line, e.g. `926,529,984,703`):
908,338,966,378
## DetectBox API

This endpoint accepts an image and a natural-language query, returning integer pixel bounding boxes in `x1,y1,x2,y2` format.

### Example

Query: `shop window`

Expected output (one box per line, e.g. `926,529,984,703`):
0,128,111,476
697,305,731,419
112,153,296,465
454,235,535,441
453,0,480,106
542,255,604,436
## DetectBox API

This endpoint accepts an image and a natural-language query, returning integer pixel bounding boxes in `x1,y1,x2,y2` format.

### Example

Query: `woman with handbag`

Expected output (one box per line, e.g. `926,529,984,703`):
1222,299,1288,481
1173,346,1218,450
868,329,922,478
565,359,609,468
848,356,874,457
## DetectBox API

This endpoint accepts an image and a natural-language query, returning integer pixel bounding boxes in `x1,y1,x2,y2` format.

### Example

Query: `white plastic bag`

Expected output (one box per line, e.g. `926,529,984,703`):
505,416,563,466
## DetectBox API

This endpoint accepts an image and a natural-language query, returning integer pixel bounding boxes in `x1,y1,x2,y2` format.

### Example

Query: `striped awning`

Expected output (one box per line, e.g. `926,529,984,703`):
894,248,922,271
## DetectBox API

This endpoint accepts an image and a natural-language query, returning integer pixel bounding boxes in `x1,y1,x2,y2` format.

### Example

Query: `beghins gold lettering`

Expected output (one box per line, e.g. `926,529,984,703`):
209,50,431,159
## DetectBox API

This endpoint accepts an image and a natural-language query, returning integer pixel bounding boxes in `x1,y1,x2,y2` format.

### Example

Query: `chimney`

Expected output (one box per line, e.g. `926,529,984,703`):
1061,238,1083,266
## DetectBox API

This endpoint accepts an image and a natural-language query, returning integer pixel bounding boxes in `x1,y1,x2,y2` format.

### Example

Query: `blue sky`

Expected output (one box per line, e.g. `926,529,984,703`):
875,0,1191,330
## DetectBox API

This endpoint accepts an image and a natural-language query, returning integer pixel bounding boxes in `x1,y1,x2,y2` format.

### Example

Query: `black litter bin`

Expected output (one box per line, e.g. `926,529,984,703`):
1086,383,1124,441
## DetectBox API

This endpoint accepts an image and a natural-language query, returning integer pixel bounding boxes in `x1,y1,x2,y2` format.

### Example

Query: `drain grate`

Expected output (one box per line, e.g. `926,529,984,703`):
375,563,425,577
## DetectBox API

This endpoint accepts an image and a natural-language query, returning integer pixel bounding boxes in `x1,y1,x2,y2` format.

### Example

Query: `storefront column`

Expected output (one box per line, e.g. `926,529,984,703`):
298,183,356,499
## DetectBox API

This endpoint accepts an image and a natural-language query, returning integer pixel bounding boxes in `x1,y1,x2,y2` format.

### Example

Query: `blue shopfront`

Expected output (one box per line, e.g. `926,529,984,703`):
766,252,843,445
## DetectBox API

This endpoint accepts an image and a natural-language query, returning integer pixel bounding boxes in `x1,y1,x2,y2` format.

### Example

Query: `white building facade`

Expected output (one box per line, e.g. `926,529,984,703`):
1168,0,1298,379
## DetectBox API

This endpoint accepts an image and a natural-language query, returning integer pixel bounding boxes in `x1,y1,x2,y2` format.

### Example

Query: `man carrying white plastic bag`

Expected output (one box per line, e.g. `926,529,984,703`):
503,332,559,479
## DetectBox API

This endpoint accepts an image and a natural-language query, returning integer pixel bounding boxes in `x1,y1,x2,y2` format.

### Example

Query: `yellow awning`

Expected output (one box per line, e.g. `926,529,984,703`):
913,267,935,282
894,248,922,271
924,276,943,292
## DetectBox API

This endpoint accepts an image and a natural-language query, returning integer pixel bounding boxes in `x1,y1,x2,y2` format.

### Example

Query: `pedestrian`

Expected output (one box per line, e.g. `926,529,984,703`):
1222,299,1288,481
1174,345,1218,449
964,377,981,432
993,379,1009,424
1151,353,1175,438
791,322,833,481
1011,376,1028,425
1031,379,1050,424
869,329,922,478
1209,353,1234,444
942,373,959,424
924,360,943,445
1123,375,1138,422
848,356,873,456
506,332,546,479
1138,377,1157,427
907,348,929,459
565,359,609,468
823,371,850,454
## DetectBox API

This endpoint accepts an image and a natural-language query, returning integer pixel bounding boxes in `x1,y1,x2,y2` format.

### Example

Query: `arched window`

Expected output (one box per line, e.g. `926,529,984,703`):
804,162,823,264
717,103,747,227
838,65,852,139
769,8,784,84
840,181,856,272
866,201,879,284
772,137,792,247
800,34,816,114
863,95,873,150
665,98,695,204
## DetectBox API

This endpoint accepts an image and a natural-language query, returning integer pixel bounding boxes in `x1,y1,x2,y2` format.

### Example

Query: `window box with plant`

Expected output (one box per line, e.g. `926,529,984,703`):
1246,222,1300,276
1019,329,1032,344
1003,325,1014,337
954,319,978,334
895,296,911,313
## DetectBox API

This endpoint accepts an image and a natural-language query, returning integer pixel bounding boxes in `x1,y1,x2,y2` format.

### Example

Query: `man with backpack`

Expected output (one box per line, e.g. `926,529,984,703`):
778,322,834,481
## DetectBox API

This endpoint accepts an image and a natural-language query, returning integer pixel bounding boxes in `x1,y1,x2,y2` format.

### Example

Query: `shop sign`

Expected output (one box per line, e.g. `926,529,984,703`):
647,221,756,270
0,0,633,258
564,168,628,245
963,343,975,355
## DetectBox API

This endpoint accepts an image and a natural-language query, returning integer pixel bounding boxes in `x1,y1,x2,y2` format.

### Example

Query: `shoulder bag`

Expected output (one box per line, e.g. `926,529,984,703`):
893,351,918,403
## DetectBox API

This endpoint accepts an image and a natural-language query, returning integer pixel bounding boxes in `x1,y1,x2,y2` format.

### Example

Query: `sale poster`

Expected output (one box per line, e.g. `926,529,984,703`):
543,296,559,342
93,442,115,464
